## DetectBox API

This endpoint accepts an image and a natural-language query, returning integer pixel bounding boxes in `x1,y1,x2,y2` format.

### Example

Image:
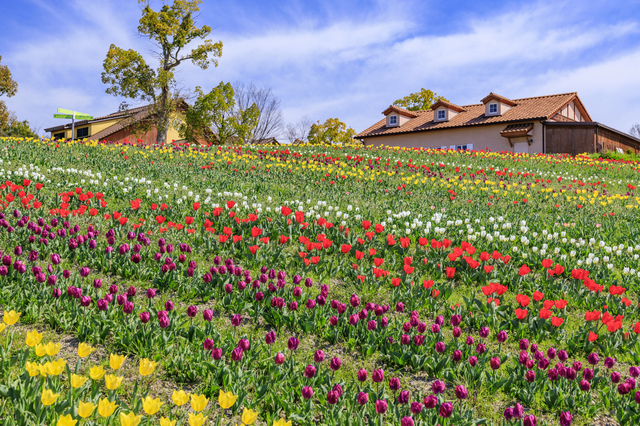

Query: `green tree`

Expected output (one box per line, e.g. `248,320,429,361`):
393,88,448,111
307,118,357,146
180,82,259,145
101,0,222,143
0,55,18,129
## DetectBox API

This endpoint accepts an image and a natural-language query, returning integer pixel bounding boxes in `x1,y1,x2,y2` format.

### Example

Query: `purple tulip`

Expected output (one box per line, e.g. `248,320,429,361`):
490,357,501,370
424,395,437,408
432,380,445,394
410,401,423,414
468,356,478,367
389,377,400,391
288,337,299,351
604,357,616,369
357,391,369,405
304,364,317,378
211,348,222,360
455,385,468,399
479,327,490,338
231,314,242,326
231,347,243,361
435,341,445,353
187,305,197,317
274,352,285,365
203,309,213,322
372,369,384,383
140,312,150,323
81,296,91,307
400,417,413,426
375,399,387,414
524,414,537,426
611,372,621,383
238,338,250,351
559,411,573,426
302,386,313,399
265,331,276,345
588,353,599,365
123,301,134,314
439,402,453,418
496,330,507,343
314,350,325,363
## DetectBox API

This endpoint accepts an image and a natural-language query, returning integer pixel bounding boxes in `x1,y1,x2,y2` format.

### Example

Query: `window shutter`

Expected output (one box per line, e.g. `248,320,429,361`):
467,143,473,150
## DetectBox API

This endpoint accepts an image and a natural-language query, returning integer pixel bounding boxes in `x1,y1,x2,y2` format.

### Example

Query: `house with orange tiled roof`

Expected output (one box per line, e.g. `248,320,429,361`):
357,92,640,155
44,101,212,145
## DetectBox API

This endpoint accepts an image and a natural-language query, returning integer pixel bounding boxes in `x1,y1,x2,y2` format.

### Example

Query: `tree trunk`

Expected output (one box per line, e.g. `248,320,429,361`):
156,85,170,144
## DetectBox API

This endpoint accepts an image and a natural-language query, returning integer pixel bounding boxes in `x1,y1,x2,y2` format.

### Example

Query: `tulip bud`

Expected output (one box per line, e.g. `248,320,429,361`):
274,352,285,364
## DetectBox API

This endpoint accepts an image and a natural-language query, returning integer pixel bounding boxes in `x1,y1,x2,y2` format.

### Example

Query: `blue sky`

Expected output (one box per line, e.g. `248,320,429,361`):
1,0,640,137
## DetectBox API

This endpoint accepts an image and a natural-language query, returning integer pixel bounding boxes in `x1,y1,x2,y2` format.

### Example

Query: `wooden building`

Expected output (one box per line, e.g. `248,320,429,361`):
45,103,210,145
357,92,639,154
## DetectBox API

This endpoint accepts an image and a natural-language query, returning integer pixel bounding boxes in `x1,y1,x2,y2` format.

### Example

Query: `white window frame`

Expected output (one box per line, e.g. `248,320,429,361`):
437,110,446,120
489,103,498,114
389,115,397,125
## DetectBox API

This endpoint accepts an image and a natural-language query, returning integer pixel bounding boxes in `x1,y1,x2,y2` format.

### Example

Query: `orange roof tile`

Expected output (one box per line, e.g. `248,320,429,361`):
430,99,465,112
382,105,419,118
500,123,534,137
357,92,583,139
481,92,516,106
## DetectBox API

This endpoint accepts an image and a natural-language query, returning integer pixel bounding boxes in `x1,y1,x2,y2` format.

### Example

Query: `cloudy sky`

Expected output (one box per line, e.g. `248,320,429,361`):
1,0,640,137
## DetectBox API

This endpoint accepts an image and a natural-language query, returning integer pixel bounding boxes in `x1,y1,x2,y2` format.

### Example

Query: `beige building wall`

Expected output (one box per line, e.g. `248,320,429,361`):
363,122,544,153
90,118,122,135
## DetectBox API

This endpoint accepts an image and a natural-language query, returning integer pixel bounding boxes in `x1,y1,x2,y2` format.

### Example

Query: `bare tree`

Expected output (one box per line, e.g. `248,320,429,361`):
631,123,640,139
285,116,313,144
234,82,284,142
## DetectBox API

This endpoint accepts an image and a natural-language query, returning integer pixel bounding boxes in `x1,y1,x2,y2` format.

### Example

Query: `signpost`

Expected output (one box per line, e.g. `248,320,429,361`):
52,108,93,140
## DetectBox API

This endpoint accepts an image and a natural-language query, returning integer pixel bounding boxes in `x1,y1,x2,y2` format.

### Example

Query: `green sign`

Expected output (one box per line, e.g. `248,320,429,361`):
57,108,73,114
53,114,93,120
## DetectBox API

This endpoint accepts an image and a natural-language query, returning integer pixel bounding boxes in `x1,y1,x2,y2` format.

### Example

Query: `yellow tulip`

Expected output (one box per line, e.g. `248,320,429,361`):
45,342,61,356
138,358,157,376
70,374,88,388
26,330,43,347
78,401,97,418
188,413,207,426
242,408,259,425
35,344,47,357
56,414,78,426
218,390,237,409
171,389,190,406
0,323,5,333
190,394,209,412
41,388,60,406
78,342,95,358
109,353,126,370
38,362,50,377
89,365,106,381
160,418,176,426
98,398,118,418
142,396,163,415
3,310,21,325
105,374,123,390
46,359,66,376
25,361,40,377
119,412,142,426
272,420,292,426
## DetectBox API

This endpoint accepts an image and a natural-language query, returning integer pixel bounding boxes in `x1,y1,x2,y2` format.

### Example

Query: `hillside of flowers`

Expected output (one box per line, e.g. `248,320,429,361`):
2,136,640,426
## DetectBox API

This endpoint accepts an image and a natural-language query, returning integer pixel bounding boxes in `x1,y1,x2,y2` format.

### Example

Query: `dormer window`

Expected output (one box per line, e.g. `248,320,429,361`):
437,110,446,120
489,103,498,114
382,105,418,128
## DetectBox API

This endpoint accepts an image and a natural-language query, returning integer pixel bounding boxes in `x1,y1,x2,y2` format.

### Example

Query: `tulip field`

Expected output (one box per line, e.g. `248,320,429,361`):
3,137,640,426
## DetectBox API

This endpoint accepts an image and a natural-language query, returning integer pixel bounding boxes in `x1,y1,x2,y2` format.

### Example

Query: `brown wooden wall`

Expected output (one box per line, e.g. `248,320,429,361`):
545,125,595,155
597,127,640,154
545,124,640,155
